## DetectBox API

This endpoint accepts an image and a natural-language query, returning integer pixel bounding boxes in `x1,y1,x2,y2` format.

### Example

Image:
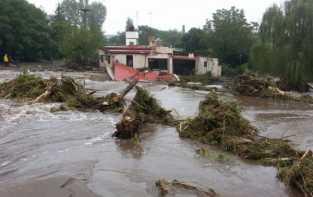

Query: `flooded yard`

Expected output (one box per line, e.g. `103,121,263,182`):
0,70,311,197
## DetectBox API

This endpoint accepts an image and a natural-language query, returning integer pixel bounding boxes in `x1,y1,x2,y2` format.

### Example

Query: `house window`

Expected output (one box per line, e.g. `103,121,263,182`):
100,55,105,63
204,61,208,67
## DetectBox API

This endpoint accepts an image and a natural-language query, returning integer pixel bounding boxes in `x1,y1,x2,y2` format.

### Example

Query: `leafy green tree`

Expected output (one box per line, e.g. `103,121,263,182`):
181,28,211,55
106,32,125,45
208,7,255,66
250,0,313,91
0,0,55,61
137,25,183,47
52,0,106,66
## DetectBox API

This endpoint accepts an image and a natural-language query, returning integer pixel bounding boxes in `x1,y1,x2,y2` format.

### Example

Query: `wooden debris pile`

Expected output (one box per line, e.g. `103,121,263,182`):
278,150,313,196
155,179,217,197
0,72,127,112
232,73,278,97
232,73,313,104
113,86,175,139
177,92,313,196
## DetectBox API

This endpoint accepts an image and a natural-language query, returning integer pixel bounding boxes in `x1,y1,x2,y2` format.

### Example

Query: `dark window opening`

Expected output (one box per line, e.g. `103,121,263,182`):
106,56,111,64
173,59,196,75
148,58,168,70
127,55,133,67
204,61,208,67
100,55,104,63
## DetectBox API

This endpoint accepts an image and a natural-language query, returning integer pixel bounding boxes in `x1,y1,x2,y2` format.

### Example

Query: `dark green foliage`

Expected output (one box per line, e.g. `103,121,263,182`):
0,0,55,61
208,7,255,66
138,26,183,48
181,28,211,56
250,0,313,91
50,0,106,66
106,32,125,46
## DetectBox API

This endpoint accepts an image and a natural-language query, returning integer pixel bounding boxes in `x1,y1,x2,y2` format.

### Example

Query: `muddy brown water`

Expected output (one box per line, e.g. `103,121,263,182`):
0,70,312,197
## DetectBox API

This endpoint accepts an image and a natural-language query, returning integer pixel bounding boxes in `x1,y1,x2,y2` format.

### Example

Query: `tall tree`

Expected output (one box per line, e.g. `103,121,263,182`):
181,28,210,55
52,0,107,65
0,0,55,61
250,0,313,91
208,7,254,66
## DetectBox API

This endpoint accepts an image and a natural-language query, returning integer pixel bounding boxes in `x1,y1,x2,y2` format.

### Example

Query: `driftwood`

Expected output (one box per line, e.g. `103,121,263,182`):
32,80,57,104
155,179,217,197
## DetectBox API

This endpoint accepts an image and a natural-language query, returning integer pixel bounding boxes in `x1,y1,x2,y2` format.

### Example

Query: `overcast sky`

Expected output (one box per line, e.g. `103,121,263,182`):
27,0,284,34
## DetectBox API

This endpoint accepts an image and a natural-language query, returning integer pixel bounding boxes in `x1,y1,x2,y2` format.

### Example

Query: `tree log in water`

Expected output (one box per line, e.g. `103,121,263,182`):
113,86,175,139
155,179,217,197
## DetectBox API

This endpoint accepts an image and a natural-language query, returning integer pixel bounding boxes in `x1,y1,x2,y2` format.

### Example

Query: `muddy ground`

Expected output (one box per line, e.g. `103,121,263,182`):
0,69,312,197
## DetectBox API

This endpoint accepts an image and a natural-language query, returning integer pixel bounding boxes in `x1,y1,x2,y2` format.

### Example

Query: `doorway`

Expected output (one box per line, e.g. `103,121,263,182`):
126,55,133,67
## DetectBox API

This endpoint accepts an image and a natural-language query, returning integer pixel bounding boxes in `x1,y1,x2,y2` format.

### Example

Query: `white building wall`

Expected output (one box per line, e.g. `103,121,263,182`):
113,54,127,65
211,58,222,78
133,54,147,69
195,57,209,75
126,31,139,45
195,57,222,78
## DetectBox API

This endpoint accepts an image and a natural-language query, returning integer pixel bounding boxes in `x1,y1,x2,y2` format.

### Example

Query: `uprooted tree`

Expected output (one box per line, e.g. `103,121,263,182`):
177,92,313,196
113,86,175,139
0,72,136,113
232,73,313,104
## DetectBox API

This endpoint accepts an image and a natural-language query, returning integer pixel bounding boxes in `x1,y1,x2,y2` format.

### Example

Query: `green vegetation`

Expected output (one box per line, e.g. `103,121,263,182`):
177,92,313,195
114,87,175,139
50,0,106,66
0,0,106,67
0,0,55,61
0,72,123,112
250,0,313,91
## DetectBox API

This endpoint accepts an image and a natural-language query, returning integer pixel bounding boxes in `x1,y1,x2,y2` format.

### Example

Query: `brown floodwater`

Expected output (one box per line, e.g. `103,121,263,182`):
0,70,311,197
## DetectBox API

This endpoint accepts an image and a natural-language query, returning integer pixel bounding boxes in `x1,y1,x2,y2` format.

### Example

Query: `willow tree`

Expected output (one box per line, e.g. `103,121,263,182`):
250,0,313,91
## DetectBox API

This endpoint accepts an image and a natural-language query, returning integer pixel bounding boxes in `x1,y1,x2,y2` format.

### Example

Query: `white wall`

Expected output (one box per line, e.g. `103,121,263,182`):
211,58,222,78
133,54,147,69
195,57,222,78
126,31,139,45
113,54,127,65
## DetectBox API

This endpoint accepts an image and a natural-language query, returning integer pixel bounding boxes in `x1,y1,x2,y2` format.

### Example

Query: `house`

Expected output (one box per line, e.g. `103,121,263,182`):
99,30,222,78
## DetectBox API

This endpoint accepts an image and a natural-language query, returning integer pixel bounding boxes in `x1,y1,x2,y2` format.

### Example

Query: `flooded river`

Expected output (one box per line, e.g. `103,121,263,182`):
0,70,312,197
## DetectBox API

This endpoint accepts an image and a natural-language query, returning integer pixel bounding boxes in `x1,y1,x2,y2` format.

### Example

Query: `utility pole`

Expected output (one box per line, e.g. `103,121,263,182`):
80,0,90,29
